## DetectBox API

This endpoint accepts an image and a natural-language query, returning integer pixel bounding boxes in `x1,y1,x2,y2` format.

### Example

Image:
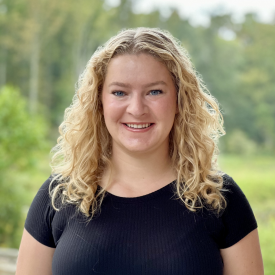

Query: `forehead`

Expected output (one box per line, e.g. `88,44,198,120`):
104,54,174,86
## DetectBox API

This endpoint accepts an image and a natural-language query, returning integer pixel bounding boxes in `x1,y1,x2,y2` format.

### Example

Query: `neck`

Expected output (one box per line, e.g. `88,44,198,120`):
101,144,176,197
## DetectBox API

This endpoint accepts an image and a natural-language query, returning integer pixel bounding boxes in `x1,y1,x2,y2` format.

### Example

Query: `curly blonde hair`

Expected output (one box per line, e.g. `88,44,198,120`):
50,27,226,217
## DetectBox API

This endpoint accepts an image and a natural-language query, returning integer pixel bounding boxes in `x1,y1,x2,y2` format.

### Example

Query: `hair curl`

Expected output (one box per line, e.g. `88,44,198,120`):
50,27,226,217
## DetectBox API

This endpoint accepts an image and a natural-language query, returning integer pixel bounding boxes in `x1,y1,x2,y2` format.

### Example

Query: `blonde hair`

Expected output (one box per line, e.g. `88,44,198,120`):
50,27,226,217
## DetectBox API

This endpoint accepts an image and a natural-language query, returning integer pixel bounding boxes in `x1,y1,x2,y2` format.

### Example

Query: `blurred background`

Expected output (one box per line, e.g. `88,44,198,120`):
0,0,274,273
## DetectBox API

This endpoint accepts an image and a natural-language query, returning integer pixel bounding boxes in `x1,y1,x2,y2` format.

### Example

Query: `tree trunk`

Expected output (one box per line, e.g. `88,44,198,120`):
29,26,40,113
0,48,6,89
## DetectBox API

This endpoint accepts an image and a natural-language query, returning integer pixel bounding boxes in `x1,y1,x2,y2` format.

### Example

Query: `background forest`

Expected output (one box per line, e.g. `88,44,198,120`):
0,0,274,273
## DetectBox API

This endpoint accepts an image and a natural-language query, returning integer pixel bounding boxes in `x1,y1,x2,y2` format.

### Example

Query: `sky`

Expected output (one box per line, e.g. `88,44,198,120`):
106,0,275,26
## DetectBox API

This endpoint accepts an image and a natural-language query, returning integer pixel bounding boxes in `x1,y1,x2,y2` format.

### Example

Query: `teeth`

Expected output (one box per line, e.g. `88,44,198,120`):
126,123,151,129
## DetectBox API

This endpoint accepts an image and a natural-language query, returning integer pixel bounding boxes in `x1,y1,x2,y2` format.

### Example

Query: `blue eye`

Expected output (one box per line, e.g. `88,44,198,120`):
149,90,162,95
112,91,125,97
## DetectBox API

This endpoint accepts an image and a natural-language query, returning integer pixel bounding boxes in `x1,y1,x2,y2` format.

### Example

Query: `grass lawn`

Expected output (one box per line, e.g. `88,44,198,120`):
219,154,275,275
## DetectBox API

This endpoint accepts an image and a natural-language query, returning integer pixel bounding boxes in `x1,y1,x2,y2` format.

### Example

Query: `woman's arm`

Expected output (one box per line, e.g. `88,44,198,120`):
16,229,55,275
220,229,264,275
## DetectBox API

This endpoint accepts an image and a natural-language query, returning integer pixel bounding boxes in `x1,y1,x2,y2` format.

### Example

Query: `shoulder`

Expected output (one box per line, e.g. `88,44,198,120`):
222,173,240,189
29,175,56,208
222,174,244,196
24,175,62,247
29,175,62,209
217,173,258,248
221,174,252,211
37,174,57,193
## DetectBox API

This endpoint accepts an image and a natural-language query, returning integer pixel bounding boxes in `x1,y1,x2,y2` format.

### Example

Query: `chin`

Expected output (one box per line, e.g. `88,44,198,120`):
124,146,151,153
117,141,152,154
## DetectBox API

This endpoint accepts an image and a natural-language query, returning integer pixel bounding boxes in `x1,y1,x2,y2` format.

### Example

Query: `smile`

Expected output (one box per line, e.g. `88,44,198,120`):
124,123,152,129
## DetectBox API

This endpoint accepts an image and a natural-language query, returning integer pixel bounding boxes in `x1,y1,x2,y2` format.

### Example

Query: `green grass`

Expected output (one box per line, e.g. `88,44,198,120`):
219,154,275,275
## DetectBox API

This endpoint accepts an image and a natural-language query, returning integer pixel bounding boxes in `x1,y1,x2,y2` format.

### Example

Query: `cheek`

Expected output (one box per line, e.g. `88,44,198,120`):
156,97,177,120
102,98,124,124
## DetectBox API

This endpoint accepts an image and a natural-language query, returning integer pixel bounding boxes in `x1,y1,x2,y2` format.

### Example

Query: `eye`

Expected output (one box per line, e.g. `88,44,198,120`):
149,90,163,95
112,91,125,97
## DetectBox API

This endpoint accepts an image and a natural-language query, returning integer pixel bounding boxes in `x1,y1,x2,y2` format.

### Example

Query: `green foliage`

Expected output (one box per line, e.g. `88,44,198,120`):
0,0,274,153
225,129,257,155
0,86,49,247
0,86,48,168
233,15,275,151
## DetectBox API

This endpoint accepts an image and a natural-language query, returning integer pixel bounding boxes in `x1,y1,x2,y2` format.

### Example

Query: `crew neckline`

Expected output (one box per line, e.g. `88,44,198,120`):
102,180,176,204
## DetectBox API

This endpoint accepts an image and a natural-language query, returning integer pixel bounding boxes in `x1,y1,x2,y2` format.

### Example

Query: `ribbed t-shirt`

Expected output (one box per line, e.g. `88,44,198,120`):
25,174,257,275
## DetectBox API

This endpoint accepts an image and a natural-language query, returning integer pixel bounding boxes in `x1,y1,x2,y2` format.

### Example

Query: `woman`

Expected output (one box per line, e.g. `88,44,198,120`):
16,28,264,275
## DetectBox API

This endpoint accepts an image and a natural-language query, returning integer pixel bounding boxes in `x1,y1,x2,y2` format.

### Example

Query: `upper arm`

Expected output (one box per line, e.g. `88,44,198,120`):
220,229,264,275
16,229,55,275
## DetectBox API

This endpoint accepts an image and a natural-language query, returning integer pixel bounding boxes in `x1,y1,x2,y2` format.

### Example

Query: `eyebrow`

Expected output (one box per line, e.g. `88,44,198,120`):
108,81,167,88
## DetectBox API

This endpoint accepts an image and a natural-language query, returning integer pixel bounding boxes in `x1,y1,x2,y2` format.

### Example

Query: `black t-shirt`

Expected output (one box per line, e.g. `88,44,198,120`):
25,174,257,275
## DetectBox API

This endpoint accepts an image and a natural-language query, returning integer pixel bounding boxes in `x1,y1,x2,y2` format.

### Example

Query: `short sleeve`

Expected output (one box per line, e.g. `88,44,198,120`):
24,176,56,248
218,175,258,249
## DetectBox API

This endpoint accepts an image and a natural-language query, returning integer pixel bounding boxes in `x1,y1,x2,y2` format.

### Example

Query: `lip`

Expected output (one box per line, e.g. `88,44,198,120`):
122,123,155,132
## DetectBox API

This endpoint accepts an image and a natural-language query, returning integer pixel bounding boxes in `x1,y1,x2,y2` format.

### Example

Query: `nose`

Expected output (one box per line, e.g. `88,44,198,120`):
126,94,148,117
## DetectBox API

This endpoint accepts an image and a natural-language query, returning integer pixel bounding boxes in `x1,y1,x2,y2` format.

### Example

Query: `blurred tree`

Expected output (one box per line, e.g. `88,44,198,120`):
182,15,244,136
236,14,275,150
226,129,257,155
0,86,49,247
0,0,274,152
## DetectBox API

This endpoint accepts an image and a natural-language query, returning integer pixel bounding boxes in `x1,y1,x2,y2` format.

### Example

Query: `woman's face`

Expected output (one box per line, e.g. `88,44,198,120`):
101,53,178,155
